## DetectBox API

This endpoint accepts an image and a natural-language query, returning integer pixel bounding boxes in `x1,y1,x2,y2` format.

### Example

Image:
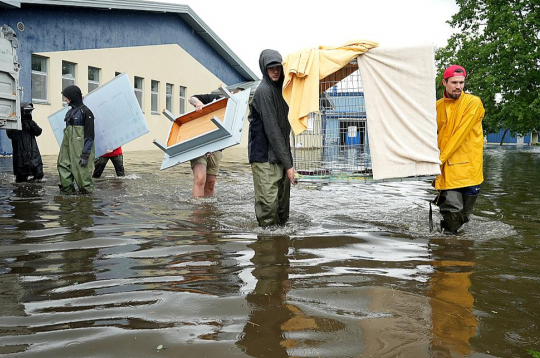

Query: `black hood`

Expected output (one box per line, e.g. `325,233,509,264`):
259,49,284,87
61,85,83,107
20,101,33,120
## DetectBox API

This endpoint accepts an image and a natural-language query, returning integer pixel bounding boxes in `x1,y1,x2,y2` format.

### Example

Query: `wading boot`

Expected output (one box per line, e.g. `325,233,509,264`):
58,184,76,195
440,211,464,235
462,194,478,223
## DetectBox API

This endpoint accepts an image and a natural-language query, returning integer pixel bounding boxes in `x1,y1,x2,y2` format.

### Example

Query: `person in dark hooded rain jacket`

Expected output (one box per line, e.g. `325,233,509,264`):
57,85,95,194
6,102,44,182
248,49,296,227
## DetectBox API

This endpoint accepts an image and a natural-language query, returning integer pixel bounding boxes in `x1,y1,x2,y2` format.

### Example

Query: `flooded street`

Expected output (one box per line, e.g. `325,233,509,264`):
0,145,539,358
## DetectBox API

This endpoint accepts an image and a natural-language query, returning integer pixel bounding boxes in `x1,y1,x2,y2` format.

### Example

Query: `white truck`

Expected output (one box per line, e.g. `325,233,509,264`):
0,24,21,131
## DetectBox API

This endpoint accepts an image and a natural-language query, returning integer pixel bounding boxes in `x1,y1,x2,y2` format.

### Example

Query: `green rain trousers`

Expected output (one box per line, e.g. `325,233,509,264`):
57,125,95,194
251,162,290,227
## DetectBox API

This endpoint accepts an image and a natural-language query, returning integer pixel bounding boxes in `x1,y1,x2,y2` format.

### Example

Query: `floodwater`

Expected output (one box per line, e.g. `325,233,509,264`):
0,145,539,358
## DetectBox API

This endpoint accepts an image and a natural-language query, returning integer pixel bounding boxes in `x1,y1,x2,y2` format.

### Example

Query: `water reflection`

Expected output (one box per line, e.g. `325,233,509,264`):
287,234,431,358
11,184,46,232
0,146,538,358
238,235,291,357
0,185,45,354
53,196,99,299
428,237,477,357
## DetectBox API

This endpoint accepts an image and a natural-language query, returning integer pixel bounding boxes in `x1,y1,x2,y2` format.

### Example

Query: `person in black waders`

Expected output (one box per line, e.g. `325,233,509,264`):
6,102,44,182
57,85,95,194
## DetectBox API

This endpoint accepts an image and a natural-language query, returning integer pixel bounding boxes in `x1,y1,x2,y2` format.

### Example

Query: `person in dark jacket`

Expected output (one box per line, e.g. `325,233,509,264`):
248,49,295,227
57,85,95,194
6,102,44,182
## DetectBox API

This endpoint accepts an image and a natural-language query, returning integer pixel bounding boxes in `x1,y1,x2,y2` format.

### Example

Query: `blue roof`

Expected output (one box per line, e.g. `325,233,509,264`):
0,0,257,81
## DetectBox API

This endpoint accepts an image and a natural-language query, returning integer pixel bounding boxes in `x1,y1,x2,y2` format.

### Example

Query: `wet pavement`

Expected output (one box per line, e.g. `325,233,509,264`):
0,145,539,357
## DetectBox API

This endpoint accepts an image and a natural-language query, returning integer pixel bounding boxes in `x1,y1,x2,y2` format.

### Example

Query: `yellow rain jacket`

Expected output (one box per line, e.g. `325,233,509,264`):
435,92,485,190
282,40,378,135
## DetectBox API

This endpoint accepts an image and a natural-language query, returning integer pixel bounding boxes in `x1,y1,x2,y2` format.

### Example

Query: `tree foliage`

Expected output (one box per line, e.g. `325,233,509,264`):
436,0,540,134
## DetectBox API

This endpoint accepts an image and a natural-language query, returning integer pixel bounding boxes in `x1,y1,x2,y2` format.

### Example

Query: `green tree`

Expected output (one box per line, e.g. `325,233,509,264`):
436,0,540,137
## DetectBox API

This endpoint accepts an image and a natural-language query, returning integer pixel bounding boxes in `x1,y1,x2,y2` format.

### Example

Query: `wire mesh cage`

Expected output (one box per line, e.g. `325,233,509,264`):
292,59,373,182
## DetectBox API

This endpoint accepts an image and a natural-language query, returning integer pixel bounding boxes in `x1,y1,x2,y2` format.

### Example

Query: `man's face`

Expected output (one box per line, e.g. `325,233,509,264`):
442,75,465,100
267,66,282,82
64,96,71,104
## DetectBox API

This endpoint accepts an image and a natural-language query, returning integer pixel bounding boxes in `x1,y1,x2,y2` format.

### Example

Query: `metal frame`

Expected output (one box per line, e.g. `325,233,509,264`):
293,61,373,182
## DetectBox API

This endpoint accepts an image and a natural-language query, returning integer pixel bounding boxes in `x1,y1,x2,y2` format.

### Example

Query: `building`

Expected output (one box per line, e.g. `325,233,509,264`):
0,0,258,155
485,129,539,146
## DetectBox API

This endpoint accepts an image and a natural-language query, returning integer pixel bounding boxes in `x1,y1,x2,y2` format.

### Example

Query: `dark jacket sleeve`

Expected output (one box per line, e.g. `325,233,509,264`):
25,120,43,136
248,100,269,163
6,129,16,139
256,90,293,170
194,94,221,105
81,106,95,155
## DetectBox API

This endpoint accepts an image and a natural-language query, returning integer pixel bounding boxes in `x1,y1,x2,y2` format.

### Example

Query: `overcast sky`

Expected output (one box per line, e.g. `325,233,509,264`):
146,0,459,77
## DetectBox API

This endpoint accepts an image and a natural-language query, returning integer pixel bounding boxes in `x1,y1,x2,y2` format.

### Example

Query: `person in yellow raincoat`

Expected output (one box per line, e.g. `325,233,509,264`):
434,65,485,234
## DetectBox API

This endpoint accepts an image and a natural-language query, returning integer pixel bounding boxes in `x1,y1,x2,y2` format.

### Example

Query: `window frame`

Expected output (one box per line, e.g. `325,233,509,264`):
166,83,174,113
62,61,77,104
151,80,159,114
179,85,187,114
31,55,48,103
88,66,100,93
134,76,144,110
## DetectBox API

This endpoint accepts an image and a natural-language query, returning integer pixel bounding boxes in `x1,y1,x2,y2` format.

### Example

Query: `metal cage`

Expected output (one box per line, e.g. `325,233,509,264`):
292,59,372,182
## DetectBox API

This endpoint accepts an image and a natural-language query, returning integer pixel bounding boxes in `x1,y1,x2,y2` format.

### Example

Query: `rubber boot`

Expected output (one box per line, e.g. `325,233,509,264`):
438,190,465,234
462,194,478,223
440,212,464,234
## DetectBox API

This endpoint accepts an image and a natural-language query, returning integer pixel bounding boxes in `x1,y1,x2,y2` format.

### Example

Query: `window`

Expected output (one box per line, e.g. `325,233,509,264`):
115,72,122,77
134,76,144,109
88,66,100,93
151,80,159,113
179,85,186,114
31,55,48,102
62,61,76,93
166,83,173,112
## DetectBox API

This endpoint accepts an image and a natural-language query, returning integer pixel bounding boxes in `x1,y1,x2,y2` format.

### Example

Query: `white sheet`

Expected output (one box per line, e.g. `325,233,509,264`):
357,44,441,180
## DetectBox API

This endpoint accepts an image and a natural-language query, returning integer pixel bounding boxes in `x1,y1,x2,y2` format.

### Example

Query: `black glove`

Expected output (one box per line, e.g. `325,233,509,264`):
79,153,89,167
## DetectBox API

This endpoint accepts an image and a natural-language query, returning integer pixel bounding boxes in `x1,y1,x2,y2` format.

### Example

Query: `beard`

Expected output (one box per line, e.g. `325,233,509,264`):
447,91,461,100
